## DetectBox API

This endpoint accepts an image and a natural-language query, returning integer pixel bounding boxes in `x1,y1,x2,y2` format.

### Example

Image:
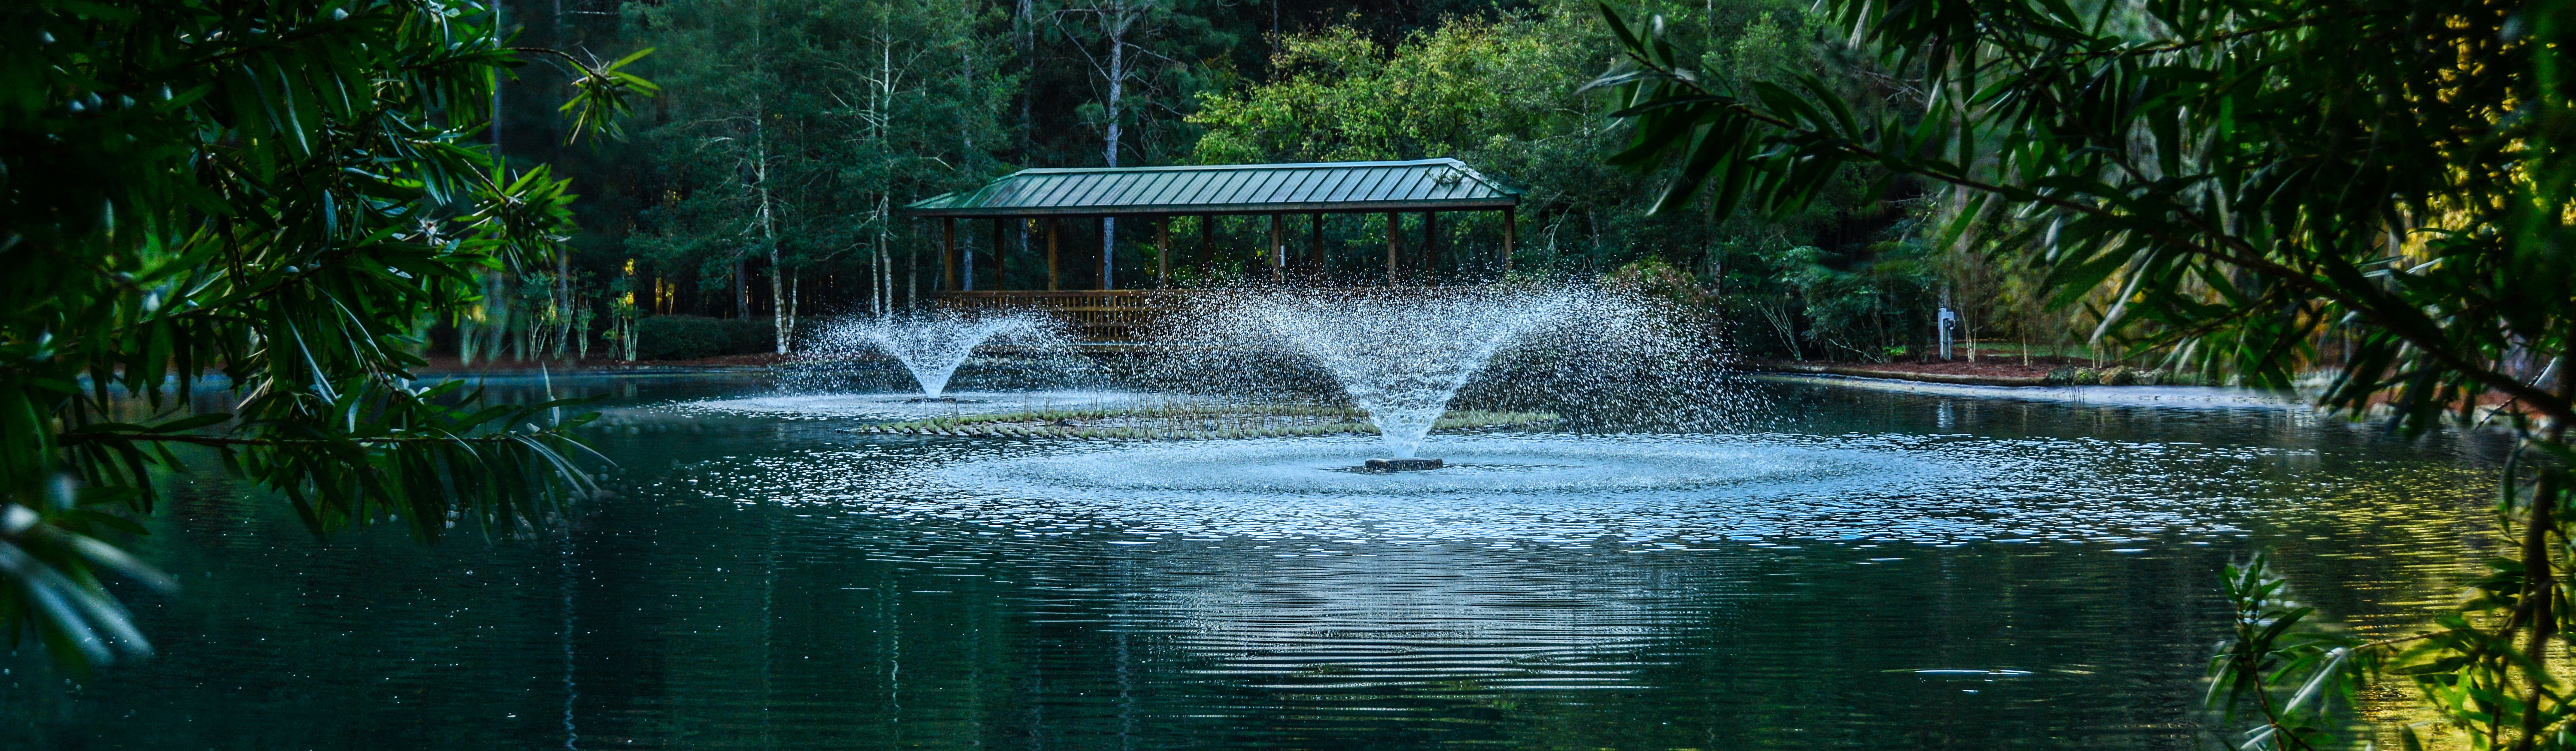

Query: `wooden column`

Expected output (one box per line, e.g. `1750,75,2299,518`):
1421,211,1438,285
1384,212,1400,285
1045,218,1060,291
1269,213,1285,282
1501,207,1516,276
1309,213,1324,279
941,218,957,291
1154,217,1170,288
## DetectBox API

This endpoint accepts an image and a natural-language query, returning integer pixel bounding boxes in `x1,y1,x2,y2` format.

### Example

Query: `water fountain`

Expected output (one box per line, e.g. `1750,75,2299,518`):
513,283,2342,751
1191,285,1677,468
806,310,1059,400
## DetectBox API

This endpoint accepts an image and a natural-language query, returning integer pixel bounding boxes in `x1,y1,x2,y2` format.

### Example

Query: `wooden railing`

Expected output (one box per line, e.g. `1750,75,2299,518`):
931,290,1199,342
932,286,1501,342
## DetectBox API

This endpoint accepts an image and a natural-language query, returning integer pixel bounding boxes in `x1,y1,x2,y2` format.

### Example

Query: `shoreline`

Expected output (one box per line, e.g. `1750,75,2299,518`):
1756,362,2048,388
1750,357,2202,388
1751,372,2312,410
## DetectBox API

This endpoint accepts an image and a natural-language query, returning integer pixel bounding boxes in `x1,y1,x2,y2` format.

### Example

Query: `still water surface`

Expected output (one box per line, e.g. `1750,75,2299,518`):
1,375,2508,749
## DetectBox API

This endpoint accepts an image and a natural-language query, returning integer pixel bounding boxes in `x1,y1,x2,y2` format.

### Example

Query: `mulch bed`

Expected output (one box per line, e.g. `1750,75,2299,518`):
417,353,793,374
1757,357,2100,381
1749,356,2117,381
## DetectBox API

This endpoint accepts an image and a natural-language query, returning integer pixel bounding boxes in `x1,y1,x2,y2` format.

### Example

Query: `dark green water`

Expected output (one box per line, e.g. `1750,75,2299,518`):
0,375,2504,750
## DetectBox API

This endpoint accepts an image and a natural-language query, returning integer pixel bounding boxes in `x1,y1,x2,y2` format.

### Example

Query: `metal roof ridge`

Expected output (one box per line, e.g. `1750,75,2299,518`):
1008,157,1464,175
1448,163,1524,196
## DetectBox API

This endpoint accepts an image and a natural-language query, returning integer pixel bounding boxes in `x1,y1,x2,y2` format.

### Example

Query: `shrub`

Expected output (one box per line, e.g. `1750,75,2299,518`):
715,317,777,355
635,315,777,360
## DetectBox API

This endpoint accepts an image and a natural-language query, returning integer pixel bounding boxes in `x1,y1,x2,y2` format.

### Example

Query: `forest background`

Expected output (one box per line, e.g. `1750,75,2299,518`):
487,0,2079,366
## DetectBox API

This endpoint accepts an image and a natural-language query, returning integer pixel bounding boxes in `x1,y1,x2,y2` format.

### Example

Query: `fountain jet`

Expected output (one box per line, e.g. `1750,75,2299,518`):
811,311,1055,398
1221,287,1586,460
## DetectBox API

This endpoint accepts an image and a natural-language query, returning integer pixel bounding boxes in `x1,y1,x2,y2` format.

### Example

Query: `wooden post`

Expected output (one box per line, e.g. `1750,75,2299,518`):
941,218,957,291
1269,213,1285,282
989,218,1005,291
1309,213,1324,280
1045,218,1060,291
1422,211,1438,285
1385,212,1400,285
1501,207,1516,276
1154,217,1170,288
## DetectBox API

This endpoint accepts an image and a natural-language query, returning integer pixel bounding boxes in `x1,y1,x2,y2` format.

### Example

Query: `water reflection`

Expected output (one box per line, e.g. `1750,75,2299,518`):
0,376,2504,750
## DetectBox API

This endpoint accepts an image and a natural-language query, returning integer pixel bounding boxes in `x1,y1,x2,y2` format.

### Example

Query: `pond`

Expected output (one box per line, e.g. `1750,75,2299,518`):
0,373,2504,750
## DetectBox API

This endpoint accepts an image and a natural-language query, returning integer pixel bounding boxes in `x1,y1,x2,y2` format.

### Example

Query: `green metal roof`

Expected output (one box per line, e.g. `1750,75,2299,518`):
907,158,1522,218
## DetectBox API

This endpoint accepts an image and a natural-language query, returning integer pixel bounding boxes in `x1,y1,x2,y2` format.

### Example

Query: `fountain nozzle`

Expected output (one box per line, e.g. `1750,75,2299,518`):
1364,458,1445,472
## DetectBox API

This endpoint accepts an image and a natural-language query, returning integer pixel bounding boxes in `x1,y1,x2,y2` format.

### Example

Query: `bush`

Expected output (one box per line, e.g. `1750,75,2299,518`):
716,317,777,355
636,315,723,360
635,315,775,360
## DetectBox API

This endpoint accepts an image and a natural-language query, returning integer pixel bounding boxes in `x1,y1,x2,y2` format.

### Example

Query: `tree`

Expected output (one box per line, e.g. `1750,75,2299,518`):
617,0,1009,323
0,0,648,668
1190,0,1925,345
1596,0,2576,745
1051,0,1221,288
1190,11,1625,280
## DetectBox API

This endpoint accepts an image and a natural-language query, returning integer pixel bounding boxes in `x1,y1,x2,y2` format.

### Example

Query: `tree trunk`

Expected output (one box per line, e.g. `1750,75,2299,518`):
758,95,788,354
741,0,762,324
877,195,893,316
1017,0,1034,157
873,17,895,317
1098,0,1129,290
733,257,748,319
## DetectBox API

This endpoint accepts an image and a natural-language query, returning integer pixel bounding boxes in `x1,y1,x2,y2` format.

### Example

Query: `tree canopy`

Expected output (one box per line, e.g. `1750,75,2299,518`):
1,0,644,668
1596,0,2576,745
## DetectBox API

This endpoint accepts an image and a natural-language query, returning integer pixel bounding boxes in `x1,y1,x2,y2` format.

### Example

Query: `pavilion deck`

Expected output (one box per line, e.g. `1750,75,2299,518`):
932,289,1186,342
911,159,1525,334
932,286,1491,342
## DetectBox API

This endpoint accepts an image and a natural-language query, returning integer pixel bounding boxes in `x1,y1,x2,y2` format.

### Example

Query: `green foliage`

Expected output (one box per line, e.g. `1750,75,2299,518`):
633,315,776,360
1769,238,1941,362
2206,555,2371,751
1189,15,1595,166
0,0,644,669
635,316,726,360
604,0,1014,318
550,0,1953,354
1188,12,1619,278
1189,2,1938,357
1595,0,2576,745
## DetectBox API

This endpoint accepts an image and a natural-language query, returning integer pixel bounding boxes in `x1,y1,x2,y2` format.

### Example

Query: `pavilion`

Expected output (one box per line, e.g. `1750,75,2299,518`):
905,157,1524,339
